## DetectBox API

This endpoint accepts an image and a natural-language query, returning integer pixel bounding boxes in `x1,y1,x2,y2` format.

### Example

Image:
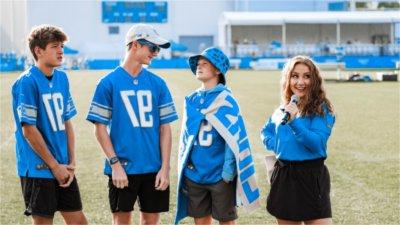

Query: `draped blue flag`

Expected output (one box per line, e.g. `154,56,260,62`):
175,89,260,224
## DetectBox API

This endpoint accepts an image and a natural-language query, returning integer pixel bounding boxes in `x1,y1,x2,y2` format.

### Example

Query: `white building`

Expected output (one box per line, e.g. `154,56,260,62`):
1,0,399,60
1,0,233,59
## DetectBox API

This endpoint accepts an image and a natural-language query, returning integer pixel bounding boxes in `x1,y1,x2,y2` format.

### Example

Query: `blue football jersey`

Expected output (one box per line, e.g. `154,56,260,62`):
184,84,234,184
86,67,178,175
11,66,77,178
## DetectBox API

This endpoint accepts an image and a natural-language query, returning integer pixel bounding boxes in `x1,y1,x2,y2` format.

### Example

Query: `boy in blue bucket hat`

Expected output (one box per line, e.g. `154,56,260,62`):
188,47,230,85
175,47,261,225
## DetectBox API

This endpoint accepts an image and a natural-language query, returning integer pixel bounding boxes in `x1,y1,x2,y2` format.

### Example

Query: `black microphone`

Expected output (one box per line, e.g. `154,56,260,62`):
281,95,299,125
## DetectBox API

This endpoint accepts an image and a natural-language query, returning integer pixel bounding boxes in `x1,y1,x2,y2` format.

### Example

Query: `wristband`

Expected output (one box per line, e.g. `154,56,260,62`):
108,156,119,165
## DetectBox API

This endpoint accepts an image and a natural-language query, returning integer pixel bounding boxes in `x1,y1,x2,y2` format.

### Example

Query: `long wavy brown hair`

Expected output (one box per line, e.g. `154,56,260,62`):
281,55,334,116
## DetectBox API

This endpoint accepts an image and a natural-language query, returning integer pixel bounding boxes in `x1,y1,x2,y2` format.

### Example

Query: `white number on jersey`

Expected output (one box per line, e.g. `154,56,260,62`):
197,121,213,147
42,93,64,132
120,90,153,127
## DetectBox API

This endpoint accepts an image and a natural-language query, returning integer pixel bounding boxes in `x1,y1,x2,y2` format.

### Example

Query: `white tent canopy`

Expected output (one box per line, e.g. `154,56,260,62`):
218,11,400,56
219,11,400,25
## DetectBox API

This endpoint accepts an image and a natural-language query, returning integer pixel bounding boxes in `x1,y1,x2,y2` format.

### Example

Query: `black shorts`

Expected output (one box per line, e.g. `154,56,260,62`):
183,177,237,222
266,158,332,221
108,173,169,213
20,177,83,218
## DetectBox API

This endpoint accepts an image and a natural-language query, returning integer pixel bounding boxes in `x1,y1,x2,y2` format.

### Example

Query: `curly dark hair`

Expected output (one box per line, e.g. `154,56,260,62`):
281,55,334,116
28,25,67,61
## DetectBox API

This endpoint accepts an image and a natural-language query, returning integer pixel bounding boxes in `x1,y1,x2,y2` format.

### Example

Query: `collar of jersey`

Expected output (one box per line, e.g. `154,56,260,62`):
31,65,55,81
119,66,146,80
196,83,226,95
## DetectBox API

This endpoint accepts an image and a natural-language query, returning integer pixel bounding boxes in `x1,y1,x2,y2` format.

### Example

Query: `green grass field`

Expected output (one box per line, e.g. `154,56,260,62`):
1,69,399,225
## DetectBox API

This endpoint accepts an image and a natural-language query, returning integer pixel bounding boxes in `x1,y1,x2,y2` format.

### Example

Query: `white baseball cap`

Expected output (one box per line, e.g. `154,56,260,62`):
125,24,170,48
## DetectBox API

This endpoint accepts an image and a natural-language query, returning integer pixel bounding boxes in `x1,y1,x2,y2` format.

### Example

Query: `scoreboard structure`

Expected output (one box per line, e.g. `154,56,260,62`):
102,1,168,23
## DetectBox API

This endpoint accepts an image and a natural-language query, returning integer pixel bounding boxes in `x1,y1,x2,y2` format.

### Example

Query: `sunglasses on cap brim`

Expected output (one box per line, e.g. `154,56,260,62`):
136,39,160,53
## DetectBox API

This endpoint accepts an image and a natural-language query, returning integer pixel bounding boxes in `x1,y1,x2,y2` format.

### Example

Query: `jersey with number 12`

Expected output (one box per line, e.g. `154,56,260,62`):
12,66,77,178
86,67,178,175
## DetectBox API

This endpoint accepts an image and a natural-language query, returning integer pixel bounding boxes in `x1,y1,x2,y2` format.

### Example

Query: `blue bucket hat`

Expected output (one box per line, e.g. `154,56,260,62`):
188,47,230,76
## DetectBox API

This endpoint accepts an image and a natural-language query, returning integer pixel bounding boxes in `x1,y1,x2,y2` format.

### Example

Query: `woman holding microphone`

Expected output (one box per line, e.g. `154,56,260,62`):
261,55,335,225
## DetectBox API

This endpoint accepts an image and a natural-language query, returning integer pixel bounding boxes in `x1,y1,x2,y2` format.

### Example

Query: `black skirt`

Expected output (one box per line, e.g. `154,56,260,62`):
266,158,332,221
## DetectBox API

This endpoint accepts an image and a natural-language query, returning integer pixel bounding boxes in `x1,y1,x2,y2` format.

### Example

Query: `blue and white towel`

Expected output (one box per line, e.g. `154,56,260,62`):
175,89,260,224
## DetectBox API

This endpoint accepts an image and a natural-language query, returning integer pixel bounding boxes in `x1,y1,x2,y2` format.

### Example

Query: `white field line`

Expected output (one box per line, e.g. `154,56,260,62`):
330,167,388,201
0,134,14,150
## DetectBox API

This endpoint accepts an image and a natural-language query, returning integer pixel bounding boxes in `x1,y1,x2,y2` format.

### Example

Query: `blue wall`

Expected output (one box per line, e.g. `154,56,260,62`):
229,55,399,69
86,59,120,70
85,58,190,70
344,55,399,69
3,56,399,72
150,58,188,68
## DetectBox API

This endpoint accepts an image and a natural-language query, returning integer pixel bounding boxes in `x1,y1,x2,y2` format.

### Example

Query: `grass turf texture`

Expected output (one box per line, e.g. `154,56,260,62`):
1,69,399,224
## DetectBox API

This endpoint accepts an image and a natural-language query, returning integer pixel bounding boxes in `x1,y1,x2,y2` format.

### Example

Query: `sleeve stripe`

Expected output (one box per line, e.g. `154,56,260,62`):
159,105,176,117
66,103,76,112
21,107,37,118
158,102,174,108
20,103,37,110
67,104,76,111
87,113,110,123
65,108,77,116
89,104,112,119
92,101,112,110
20,116,36,122
65,110,77,120
160,113,178,121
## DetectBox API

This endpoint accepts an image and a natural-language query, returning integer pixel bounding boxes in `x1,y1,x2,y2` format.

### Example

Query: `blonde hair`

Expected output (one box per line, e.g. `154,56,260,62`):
280,55,334,116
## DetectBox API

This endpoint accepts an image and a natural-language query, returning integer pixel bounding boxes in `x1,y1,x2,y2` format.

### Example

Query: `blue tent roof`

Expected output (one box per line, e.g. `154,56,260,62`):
64,45,79,55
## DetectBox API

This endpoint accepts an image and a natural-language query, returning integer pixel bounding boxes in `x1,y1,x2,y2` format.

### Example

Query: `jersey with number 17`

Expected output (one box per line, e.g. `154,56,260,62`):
12,66,77,178
86,67,178,175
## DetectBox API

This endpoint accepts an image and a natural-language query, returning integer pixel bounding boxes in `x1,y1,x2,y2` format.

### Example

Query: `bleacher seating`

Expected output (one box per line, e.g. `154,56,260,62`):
384,44,400,55
236,42,399,58
1,42,398,72
343,44,381,56
236,44,261,57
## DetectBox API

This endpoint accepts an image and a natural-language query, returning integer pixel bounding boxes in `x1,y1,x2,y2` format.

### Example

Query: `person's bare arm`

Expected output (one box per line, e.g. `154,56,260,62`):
155,123,172,191
94,123,128,189
63,120,77,187
22,124,69,185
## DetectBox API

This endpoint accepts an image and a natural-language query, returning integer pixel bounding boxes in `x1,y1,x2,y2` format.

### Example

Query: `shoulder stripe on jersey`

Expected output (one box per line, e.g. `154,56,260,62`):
92,101,112,110
89,105,112,119
159,105,176,117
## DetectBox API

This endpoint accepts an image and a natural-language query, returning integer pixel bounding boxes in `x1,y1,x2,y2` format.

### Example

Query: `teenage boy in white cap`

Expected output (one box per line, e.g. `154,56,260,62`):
87,24,178,225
